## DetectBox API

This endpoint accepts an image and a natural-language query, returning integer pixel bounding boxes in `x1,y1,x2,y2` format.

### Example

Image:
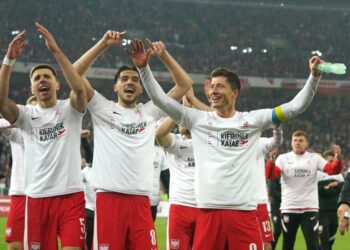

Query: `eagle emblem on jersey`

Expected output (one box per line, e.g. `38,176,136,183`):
171,239,180,249
31,242,40,250
99,244,109,250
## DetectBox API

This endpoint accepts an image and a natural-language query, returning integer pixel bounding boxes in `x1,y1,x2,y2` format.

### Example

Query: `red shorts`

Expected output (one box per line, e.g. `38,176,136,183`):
193,209,263,250
6,195,25,242
257,203,274,243
95,192,158,250
168,204,199,250
24,192,85,250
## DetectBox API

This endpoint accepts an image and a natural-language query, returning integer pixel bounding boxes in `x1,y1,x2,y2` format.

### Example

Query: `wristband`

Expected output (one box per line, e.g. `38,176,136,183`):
344,211,350,219
2,56,15,67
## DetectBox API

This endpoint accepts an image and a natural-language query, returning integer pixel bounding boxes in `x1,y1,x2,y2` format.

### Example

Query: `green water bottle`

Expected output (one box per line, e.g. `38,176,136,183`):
316,62,346,75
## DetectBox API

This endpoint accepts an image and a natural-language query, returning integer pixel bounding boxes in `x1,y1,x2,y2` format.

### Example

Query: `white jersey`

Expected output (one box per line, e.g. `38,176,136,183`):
255,138,275,204
150,146,168,206
87,91,164,196
317,171,344,183
165,134,197,207
0,120,25,195
15,100,84,198
82,166,96,211
180,109,273,210
276,151,328,212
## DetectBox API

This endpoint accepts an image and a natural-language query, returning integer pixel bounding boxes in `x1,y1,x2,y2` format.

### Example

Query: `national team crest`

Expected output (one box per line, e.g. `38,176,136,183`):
31,242,40,250
5,227,11,237
99,244,109,250
171,239,180,249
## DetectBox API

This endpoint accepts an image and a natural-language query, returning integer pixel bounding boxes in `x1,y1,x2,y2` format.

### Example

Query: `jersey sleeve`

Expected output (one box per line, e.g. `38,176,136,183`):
165,134,180,154
138,65,202,130
271,75,320,125
143,101,167,121
87,90,110,113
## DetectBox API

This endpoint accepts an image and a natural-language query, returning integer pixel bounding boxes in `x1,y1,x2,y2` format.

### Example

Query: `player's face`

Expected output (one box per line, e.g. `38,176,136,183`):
291,136,309,154
209,76,238,110
30,69,59,102
114,70,142,107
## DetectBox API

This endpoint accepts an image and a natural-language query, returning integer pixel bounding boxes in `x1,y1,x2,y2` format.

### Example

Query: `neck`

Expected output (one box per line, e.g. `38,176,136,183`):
38,98,57,109
215,106,236,118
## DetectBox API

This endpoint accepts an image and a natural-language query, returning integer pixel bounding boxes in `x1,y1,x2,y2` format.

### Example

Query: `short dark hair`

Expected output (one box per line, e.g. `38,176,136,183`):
114,65,140,83
292,130,309,141
210,67,241,91
30,64,57,79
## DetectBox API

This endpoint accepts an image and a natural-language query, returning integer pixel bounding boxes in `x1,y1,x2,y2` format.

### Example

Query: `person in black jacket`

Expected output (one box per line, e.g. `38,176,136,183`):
267,149,282,250
337,168,350,235
318,150,344,250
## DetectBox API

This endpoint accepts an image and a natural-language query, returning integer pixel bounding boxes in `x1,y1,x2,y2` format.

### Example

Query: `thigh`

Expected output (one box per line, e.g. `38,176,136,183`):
6,195,25,243
300,212,319,250
168,204,198,250
257,204,274,243
25,196,58,250
58,192,86,249
193,209,227,250
226,210,263,250
94,192,128,250
128,195,158,250
281,213,300,250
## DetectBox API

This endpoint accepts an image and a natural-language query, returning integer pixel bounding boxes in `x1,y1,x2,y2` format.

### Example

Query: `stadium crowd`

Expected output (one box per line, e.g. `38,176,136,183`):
0,0,349,78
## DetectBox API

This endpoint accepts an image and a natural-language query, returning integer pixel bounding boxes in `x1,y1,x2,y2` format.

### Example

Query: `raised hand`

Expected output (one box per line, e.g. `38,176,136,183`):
6,30,27,60
309,56,323,78
125,39,151,68
332,144,342,160
102,30,127,47
145,39,166,58
35,22,60,54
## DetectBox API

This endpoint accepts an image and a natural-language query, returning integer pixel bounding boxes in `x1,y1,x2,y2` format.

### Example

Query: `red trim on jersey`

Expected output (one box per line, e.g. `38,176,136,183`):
265,160,282,179
323,159,344,175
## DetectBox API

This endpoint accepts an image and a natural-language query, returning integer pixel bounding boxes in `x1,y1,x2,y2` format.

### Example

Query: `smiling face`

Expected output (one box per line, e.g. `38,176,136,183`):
209,76,239,110
30,67,59,104
114,69,143,107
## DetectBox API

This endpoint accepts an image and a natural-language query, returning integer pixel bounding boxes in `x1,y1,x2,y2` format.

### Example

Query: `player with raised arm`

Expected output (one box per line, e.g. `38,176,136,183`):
73,31,192,249
265,131,343,250
0,96,36,250
126,38,323,249
0,23,87,250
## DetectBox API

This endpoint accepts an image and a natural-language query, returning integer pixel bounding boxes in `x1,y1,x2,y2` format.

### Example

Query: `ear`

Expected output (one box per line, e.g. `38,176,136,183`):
113,83,118,93
30,84,35,94
232,89,240,98
56,81,60,91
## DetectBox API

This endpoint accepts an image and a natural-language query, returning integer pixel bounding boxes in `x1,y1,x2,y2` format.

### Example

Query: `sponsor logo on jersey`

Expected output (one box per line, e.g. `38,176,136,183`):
119,122,147,135
186,157,195,167
31,242,40,250
294,168,311,177
113,111,121,115
39,122,66,141
220,131,248,147
171,239,180,249
99,244,109,250
5,227,11,237
31,116,41,120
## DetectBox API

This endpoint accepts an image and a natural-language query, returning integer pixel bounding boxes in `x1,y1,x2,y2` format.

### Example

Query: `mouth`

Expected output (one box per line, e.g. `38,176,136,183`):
124,87,135,95
38,85,50,93
211,95,221,103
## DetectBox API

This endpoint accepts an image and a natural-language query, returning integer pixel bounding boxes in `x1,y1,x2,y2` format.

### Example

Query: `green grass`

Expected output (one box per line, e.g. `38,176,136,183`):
0,217,348,249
